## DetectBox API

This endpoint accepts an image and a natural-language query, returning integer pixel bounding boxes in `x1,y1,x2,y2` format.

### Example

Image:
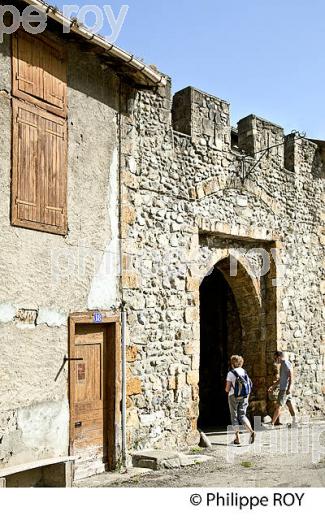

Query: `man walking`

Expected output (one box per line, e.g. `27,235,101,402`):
268,351,297,427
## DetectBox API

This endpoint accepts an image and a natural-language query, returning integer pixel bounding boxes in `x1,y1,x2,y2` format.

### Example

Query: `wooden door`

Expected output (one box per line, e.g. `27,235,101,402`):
70,324,109,460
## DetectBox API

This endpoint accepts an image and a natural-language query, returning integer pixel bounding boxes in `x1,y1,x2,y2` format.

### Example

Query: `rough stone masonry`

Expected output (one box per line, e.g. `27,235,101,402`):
120,83,325,452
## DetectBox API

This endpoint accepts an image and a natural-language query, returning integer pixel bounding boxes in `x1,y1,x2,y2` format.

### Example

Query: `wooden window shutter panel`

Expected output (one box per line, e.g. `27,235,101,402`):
12,100,40,225
12,100,68,235
12,31,43,100
42,44,67,112
39,112,67,232
12,30,67,117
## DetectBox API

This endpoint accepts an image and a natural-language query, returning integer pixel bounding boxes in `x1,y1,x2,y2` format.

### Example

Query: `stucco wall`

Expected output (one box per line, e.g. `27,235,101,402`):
0,31,121,466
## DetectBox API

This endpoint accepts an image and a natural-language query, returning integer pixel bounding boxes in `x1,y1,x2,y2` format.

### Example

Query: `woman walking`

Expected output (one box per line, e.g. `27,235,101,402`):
225,355,256,445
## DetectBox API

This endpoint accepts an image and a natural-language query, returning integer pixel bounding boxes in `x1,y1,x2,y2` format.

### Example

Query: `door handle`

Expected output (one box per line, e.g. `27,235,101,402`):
64,356,84,362
75,421,82,428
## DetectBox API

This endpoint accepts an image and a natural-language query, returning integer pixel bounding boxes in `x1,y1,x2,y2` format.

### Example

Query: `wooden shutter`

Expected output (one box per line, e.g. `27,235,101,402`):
12,31,67,117
12,100,67,235
12,100,39,224
40,111,67,229
12,30,42,100
43,44,66,112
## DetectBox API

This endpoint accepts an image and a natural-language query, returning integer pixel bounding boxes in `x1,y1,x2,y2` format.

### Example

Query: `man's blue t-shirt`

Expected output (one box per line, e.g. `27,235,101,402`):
279,360,292,391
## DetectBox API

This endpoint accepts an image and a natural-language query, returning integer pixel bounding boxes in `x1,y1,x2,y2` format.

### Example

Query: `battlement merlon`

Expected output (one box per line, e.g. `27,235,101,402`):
172,87,231,151
238,114,284,157
169,86,325,177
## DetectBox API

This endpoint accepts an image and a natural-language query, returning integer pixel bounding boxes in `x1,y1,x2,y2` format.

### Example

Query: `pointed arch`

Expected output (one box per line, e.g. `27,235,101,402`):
198,251,267,428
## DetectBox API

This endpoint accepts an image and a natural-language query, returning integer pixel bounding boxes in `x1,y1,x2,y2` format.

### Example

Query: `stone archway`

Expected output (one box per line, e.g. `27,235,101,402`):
198,254,264,430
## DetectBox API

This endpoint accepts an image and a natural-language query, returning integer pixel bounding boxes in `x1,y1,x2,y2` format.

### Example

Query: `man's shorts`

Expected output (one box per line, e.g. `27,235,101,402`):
278,390,292,406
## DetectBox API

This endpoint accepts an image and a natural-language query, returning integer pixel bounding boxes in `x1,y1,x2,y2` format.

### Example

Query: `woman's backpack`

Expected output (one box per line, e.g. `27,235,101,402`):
231,369,253,398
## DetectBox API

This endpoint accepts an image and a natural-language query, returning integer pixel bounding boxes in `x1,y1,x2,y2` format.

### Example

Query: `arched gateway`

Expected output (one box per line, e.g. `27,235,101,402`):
198,254,266,430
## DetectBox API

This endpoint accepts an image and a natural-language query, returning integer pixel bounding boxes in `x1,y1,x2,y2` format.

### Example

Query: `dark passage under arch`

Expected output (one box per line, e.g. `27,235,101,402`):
198,265,242,430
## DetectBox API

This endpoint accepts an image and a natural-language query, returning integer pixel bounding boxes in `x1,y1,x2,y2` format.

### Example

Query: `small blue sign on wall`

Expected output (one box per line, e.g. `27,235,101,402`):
93,312,103,323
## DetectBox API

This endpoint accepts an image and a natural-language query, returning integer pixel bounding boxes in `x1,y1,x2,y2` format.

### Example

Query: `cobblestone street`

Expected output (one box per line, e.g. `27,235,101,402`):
75,421,325,488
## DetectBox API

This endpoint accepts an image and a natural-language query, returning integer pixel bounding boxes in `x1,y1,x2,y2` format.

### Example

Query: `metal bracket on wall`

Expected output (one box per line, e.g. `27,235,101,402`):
238,130,306,183
54,356,84,382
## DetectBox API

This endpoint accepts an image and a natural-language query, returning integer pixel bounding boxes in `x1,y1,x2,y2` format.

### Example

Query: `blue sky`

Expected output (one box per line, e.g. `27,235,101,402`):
55,0,325,138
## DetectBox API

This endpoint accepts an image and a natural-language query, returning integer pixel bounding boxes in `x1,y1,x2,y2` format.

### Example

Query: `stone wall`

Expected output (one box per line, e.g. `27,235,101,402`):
120,83,325,451
0,31,121,467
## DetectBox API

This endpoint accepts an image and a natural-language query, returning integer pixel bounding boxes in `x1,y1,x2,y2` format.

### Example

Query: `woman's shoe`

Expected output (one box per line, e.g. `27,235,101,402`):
234,438,240,445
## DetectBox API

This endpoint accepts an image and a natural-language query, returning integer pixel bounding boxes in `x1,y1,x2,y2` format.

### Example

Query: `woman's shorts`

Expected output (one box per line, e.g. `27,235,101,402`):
228,394,249,427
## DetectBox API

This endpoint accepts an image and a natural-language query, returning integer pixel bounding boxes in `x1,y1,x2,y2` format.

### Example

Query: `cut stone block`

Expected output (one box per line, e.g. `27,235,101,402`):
132,450,213,471
132,450,181,470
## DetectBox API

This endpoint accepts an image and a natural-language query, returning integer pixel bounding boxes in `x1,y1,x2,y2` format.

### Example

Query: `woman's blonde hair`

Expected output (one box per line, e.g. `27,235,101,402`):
230,355,244,368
